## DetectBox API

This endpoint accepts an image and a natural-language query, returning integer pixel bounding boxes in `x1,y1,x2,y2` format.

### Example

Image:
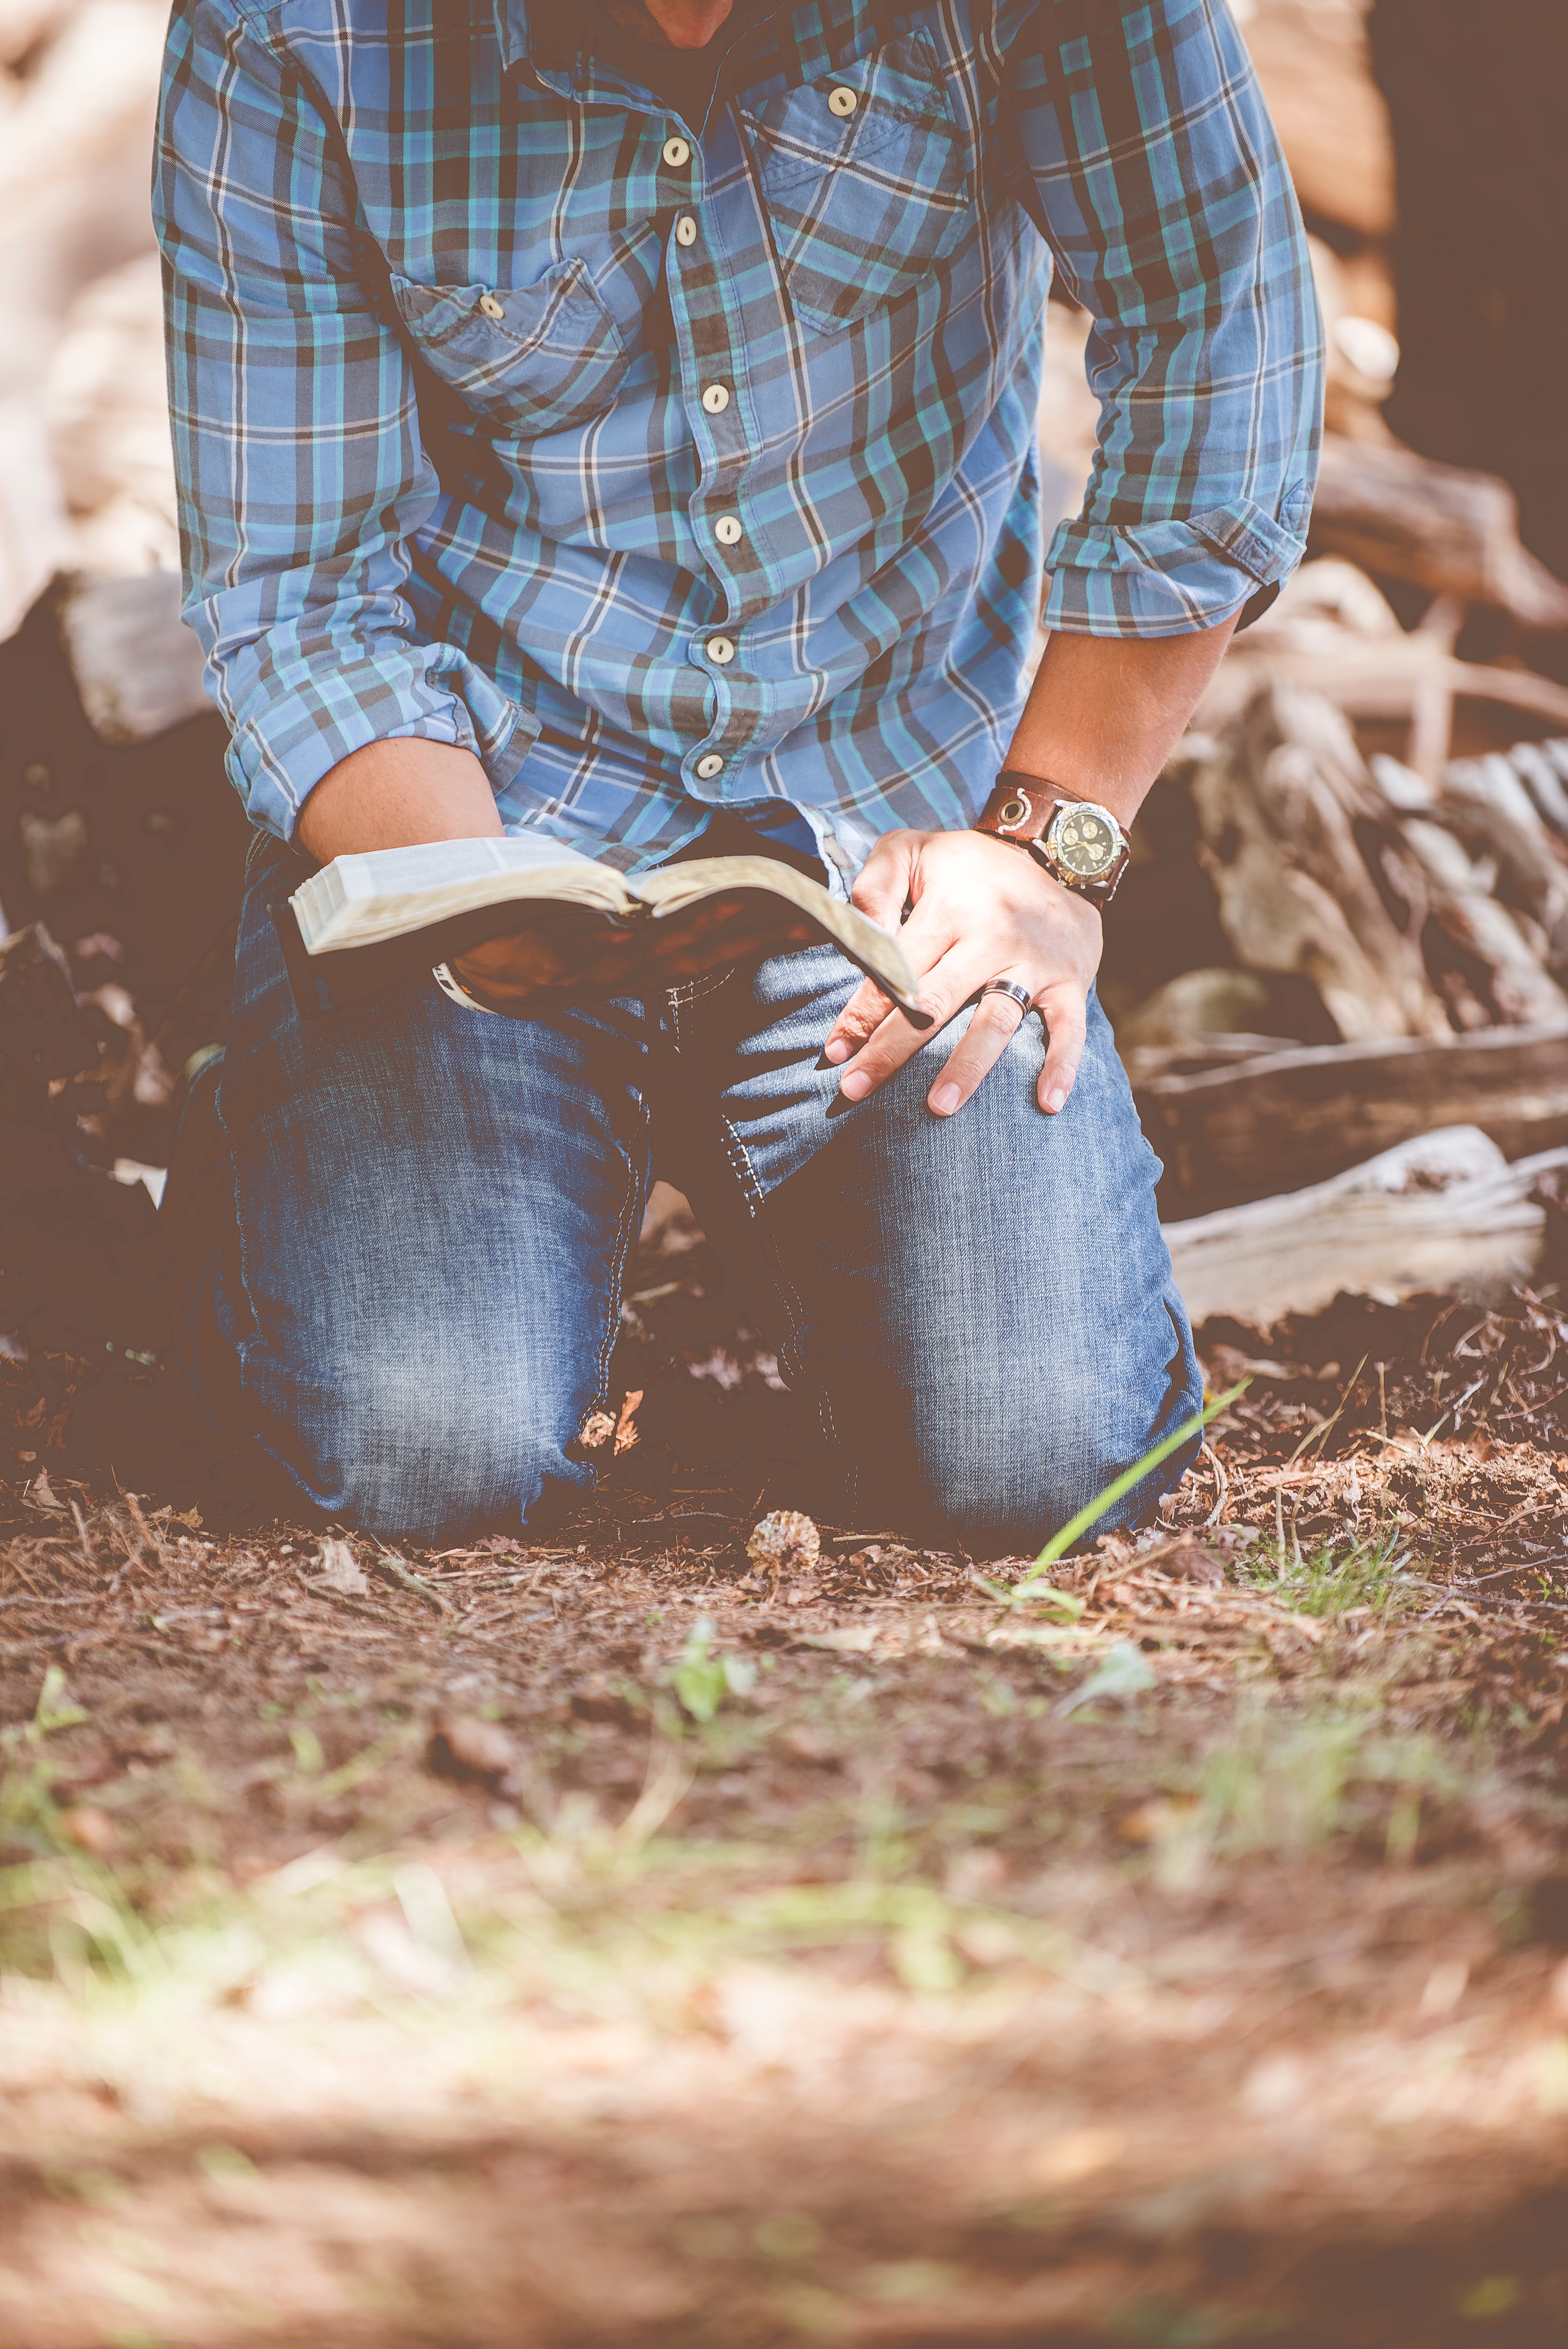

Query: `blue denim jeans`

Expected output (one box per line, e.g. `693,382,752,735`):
162,832,1201,1547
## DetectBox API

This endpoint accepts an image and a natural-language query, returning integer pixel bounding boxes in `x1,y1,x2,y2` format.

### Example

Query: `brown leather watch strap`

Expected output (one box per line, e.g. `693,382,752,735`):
972,771,1130,907
973,771,1073,845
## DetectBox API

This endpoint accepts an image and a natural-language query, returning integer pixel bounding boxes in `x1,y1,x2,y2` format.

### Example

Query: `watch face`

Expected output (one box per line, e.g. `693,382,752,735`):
1049,804,1121,881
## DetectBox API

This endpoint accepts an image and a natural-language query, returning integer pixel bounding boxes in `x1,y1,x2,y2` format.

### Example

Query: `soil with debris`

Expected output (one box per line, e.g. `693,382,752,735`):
0,1223,1565,2346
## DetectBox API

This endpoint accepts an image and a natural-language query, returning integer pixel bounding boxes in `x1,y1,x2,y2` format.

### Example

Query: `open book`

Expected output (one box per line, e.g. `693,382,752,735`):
274,834,928,1023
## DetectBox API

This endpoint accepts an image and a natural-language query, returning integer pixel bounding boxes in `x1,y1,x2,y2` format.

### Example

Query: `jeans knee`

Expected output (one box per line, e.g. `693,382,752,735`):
908,1407,1181,1554
879,1306,1201,1552
261,1350,586,1542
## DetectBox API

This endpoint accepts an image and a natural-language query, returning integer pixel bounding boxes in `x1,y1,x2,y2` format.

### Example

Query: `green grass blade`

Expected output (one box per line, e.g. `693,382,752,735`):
1015,1379,1249,1592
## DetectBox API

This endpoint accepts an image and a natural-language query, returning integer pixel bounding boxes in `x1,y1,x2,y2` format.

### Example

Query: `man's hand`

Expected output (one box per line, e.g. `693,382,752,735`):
823,828,1102,1119
823,615,1242,1119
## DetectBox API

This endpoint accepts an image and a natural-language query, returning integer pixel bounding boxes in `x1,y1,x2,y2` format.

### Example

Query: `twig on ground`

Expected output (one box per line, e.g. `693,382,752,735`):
373,1550,454,1616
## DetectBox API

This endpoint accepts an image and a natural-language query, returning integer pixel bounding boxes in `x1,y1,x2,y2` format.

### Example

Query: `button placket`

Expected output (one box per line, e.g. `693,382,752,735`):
659,118,773,772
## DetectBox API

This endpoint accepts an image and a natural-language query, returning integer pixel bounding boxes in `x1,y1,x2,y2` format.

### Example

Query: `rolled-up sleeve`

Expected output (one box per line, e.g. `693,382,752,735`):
154,0,533,840
1005,0,1324,636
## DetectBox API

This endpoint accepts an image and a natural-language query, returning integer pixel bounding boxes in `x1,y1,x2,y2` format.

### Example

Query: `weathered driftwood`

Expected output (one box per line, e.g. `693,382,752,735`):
1201,636,1568,749
1307,235,1402,450
1139,1021,1568,1216
1187,680,1450,1043
46,252,182,581
0,0,165,406
58,571,210,744
1167,667,1568,1057
0,2,176,653
1165,1126,1564,1328
0,396,71,647
1400,821,1568,1029
1199,565,1568,801
1310,438,1568,633
1238,0,1395,242
1115,967,1286,1054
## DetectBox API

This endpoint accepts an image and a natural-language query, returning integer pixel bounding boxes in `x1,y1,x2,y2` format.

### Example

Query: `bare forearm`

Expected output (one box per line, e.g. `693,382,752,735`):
1002,618,1238,827
295,737,503,863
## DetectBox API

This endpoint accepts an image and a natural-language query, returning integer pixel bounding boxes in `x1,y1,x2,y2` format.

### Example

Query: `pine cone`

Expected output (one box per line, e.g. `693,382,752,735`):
747,1509,821,1578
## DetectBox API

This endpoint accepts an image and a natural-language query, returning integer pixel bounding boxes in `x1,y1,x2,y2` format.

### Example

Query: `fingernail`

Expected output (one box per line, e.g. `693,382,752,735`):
1044,1087,1067,1114
929,1083,960,1116
839,1070,871,1101
822,1038,850,1065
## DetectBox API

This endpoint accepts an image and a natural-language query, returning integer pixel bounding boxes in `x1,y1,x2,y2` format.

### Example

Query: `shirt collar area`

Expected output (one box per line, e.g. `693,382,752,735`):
495,0,784,96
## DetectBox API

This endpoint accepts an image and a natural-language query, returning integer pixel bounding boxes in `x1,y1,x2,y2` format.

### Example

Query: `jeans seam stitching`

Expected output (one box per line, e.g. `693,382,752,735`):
217,1081,263,1394
724,1120,846,1500
718,1112,765,1213
592,1137,646,1428
666,966,732,1025
767,1202,847,1509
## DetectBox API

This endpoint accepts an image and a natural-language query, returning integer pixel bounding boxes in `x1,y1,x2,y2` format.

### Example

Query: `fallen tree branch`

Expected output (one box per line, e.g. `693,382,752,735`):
1139,1019,1568,1215
1165,1128,1567,1328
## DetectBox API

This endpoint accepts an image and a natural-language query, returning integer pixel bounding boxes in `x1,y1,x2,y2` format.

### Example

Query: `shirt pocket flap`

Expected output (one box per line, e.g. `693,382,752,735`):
750,39,950,195
743,35,971,333
390,257,631,433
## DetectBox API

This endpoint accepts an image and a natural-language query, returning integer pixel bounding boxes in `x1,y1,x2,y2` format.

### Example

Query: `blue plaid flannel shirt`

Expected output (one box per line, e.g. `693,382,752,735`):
155,0,1322,877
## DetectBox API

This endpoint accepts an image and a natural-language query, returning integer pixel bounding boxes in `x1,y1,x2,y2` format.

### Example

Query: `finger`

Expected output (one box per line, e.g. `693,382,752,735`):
836,942,990,1100
1035,982,1088,1115
824,971,900,1061
824,899,958,1059
926,986,1030,1117
825,841,948,1064
848,829,918,930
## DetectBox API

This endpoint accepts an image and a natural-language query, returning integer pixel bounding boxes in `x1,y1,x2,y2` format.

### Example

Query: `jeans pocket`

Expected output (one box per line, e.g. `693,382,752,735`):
745,33,972,333
390,222,660,435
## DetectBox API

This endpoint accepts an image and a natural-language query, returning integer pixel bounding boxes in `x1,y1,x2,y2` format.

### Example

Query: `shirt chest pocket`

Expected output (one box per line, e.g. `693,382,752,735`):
743,35,972,334
389,223,660,438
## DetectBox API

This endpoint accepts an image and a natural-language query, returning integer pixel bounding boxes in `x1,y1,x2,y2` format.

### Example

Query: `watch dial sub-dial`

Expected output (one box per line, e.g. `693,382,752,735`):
1049,806,1119,879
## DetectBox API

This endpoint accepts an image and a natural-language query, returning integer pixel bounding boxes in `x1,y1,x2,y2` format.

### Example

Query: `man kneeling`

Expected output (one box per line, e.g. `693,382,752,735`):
154,0,1321,1543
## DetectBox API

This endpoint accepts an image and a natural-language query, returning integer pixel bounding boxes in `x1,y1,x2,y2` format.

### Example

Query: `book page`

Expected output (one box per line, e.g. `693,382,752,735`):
291,835,634,953
641,855,917,1006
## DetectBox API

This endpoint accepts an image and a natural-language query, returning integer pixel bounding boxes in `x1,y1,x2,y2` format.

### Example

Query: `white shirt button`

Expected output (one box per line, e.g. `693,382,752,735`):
662,135,691,168
695,753,725,780
478,292,505,319
701,383,731,414
706,634,736,665
675,214,698,247
714,514,743,545
828,85,858,116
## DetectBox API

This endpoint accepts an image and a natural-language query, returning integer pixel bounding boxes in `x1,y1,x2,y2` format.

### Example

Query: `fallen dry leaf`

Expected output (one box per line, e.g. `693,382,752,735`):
313,1539,370,1597
24,1468,65,1514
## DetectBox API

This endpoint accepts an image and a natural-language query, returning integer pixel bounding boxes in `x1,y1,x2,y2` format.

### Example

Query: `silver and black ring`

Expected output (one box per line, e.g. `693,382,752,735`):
979,977,1035,1016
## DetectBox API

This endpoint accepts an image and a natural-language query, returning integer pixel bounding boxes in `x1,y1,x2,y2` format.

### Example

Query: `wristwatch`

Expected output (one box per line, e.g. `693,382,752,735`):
973,770,1130,907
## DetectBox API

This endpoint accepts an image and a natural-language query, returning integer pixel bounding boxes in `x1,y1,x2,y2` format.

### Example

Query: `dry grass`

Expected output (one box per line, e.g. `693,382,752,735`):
0,1267,1565,2344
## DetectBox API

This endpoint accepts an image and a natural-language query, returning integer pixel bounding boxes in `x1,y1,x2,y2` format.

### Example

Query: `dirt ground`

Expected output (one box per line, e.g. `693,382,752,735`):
1,1217,1566,2347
